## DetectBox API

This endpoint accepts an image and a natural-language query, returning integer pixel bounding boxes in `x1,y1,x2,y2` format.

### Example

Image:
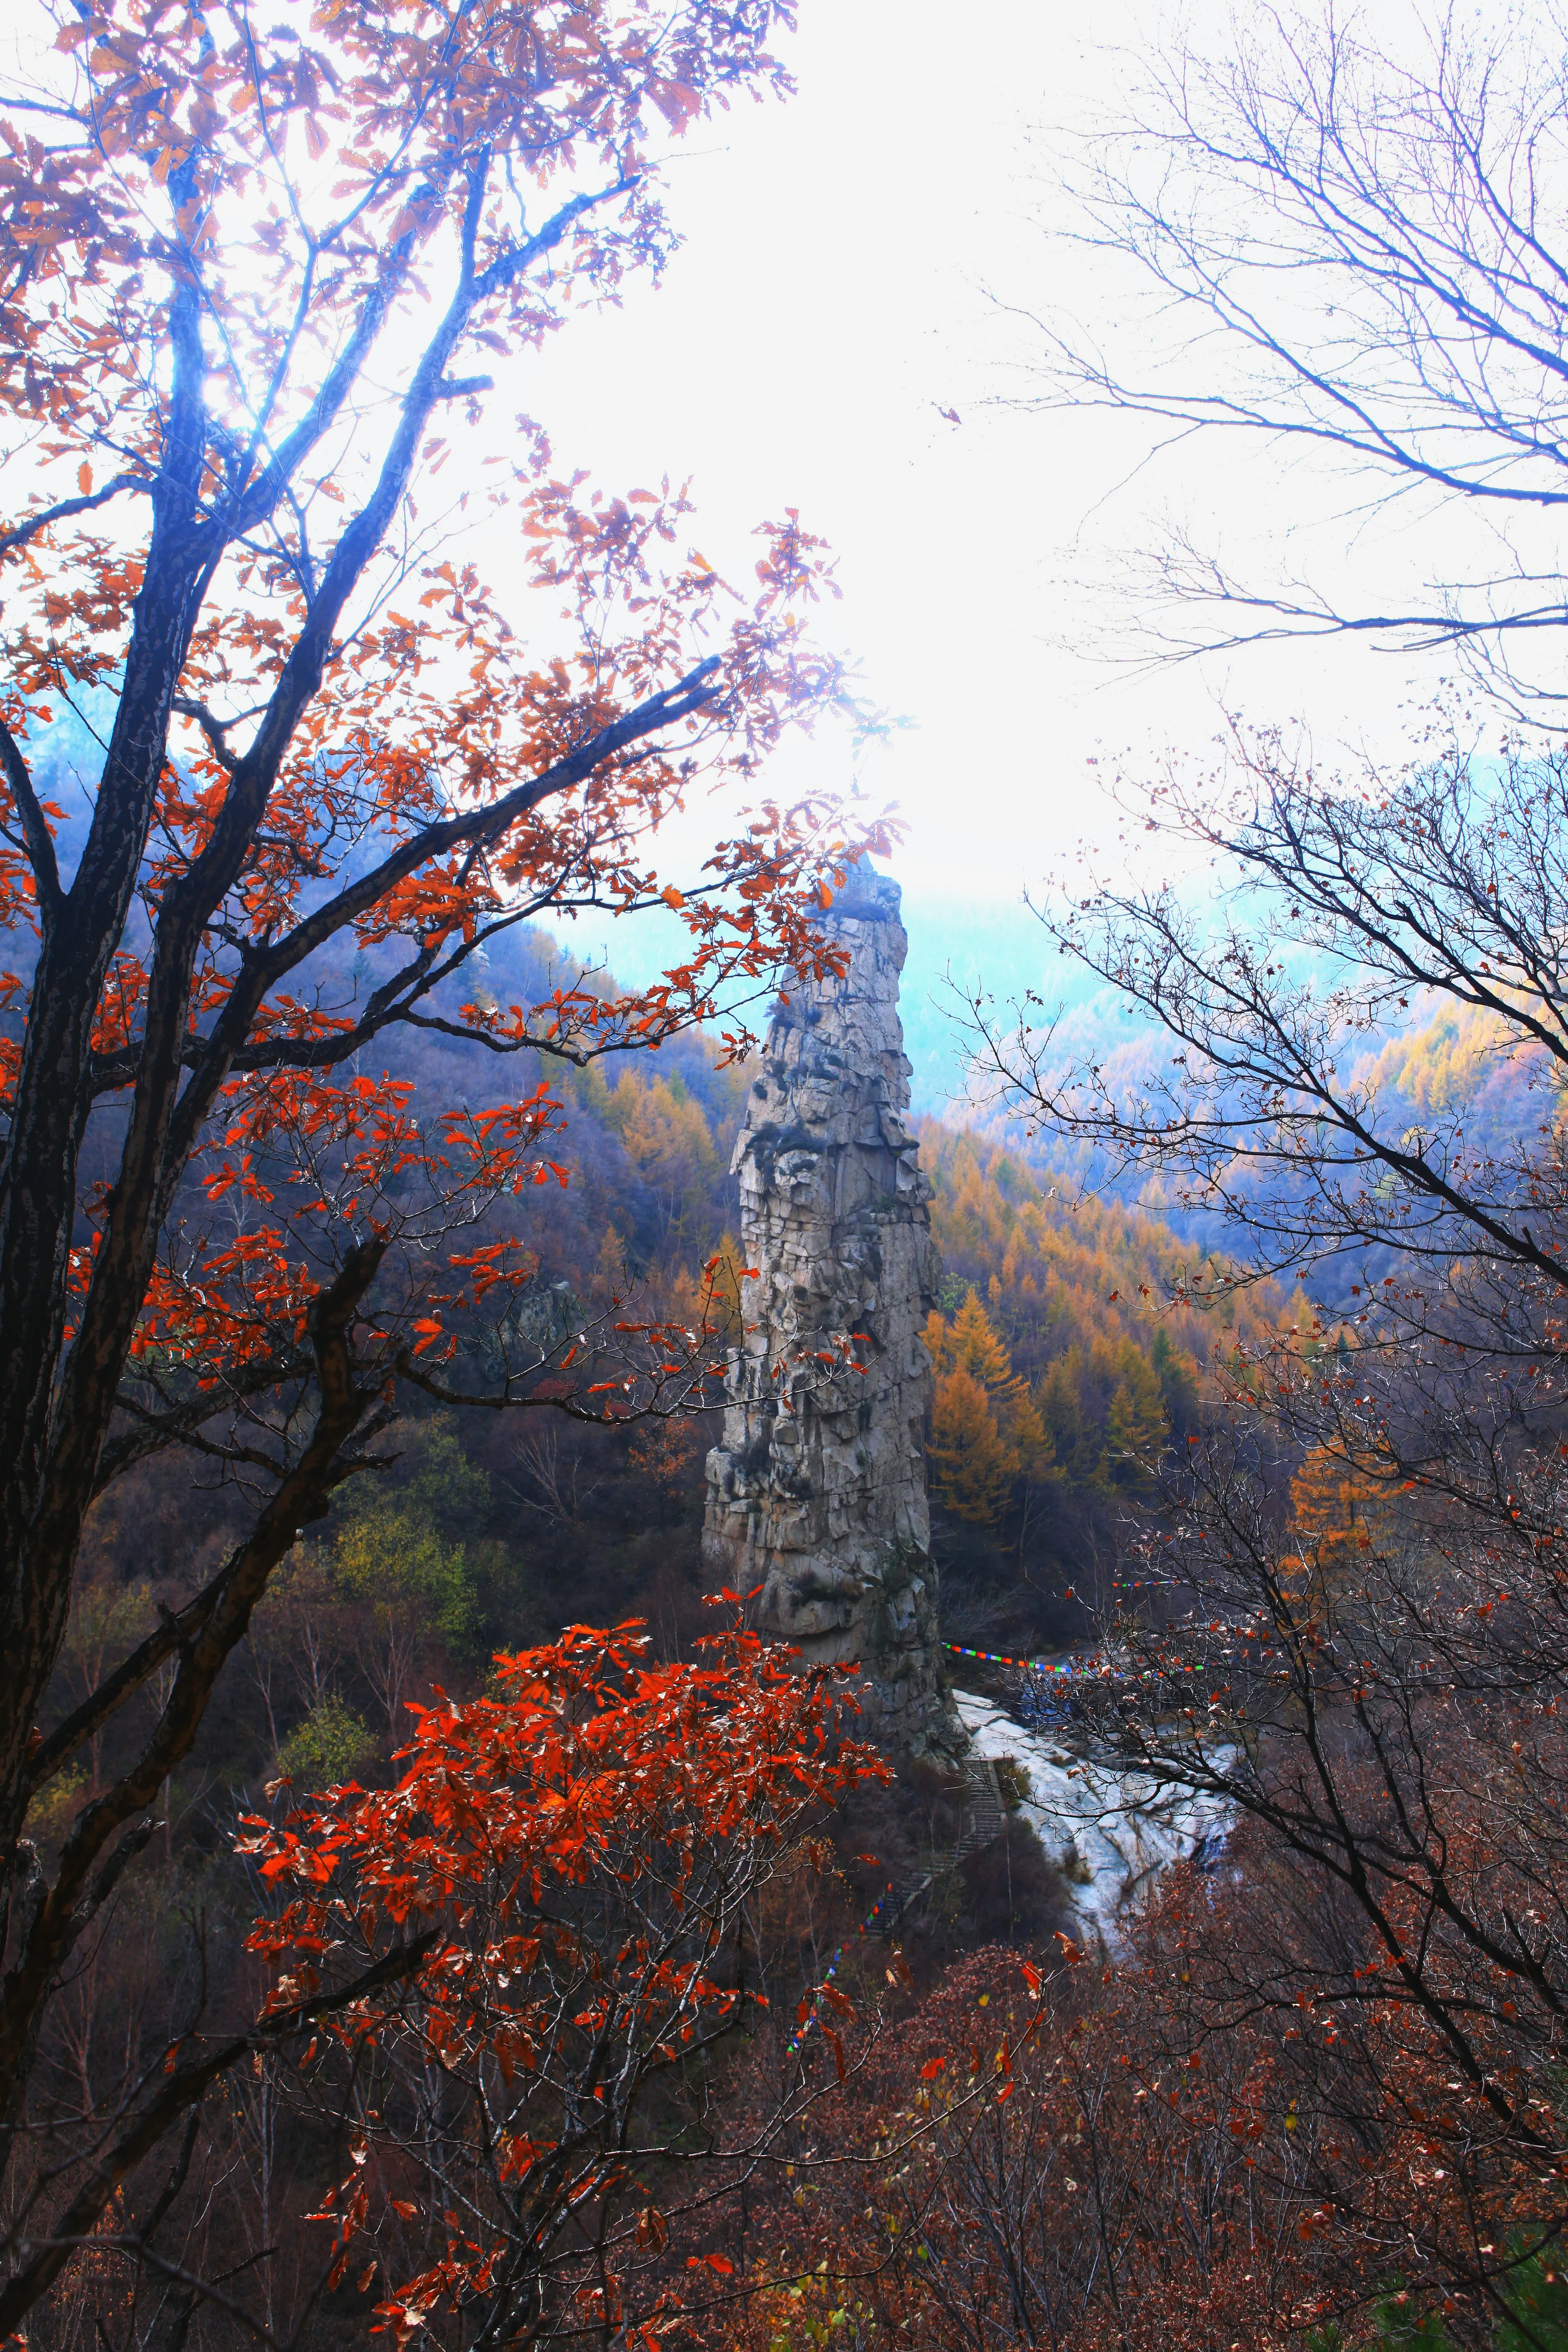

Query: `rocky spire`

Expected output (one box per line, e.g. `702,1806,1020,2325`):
701,863,961,1754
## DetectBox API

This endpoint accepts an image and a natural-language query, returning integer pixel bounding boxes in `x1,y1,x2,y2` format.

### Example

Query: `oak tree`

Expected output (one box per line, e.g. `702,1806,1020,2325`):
0,0,883,2321
239,1609,888,2347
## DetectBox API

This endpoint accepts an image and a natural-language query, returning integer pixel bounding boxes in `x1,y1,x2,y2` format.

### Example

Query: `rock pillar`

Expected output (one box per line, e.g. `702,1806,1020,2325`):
701,864,959,1754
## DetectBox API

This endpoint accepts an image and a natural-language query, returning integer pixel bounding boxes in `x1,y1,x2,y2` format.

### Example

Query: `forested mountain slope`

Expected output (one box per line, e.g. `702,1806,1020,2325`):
51,918,1284,1828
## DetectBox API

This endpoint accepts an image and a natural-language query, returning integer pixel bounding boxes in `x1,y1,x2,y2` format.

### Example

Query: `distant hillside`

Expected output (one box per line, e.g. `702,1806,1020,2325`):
1351,993,1557,1140
936,959,1565,1290
915,1124,1285,1644
922,1123,1277,1382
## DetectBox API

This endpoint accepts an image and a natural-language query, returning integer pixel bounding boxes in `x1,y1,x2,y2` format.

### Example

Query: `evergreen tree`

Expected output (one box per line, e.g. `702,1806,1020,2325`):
928,1368,1018,1526
927,1294,1052,1477
1099,1345,1168,1486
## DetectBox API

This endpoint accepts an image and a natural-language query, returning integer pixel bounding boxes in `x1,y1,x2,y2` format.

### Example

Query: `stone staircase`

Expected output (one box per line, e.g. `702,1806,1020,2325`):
877,1759,1009,1939
954,1756,1006,1864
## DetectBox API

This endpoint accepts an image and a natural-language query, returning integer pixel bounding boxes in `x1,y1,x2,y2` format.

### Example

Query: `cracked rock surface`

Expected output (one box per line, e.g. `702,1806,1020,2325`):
702,864,962,1755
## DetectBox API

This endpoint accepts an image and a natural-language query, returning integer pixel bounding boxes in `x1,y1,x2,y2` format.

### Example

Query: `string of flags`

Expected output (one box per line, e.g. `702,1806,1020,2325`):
944,1645,1222,1686
945,1642,1309,1694
787,1883,896,2058
944,1645,1099,1673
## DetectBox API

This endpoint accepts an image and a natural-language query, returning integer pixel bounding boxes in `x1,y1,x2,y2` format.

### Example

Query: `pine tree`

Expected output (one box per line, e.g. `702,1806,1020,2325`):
928,1292,1053,1480
1288,1445,1403,1602
606,1074,721,1254
1042,1353,1089,1484
950,1289,1022,1398
1150,1326,1201,1436
928,1369,1018,1526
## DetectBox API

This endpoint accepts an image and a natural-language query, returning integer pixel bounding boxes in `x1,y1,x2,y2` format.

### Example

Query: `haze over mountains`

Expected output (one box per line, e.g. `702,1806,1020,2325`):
18,702,1547,1269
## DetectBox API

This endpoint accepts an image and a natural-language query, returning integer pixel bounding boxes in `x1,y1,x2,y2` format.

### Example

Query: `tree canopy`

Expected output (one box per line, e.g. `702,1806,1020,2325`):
1027,1,1568,709
0,0,885,2326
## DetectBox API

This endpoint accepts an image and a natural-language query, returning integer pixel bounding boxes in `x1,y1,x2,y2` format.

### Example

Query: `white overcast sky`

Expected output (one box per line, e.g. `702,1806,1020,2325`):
10,0,1491,1075
501,0,1477,947
12,0,1488,998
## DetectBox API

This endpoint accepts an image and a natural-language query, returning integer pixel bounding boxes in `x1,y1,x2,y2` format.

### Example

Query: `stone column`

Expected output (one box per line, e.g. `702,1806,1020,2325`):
701,864,960,1754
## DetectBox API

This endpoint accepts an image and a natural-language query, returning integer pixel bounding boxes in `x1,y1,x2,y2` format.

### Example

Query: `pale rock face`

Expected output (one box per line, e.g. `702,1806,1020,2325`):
701,865,962,1754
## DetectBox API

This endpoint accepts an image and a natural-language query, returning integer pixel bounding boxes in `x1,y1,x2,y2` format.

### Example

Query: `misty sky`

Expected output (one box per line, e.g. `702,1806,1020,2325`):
486,0,1511,1060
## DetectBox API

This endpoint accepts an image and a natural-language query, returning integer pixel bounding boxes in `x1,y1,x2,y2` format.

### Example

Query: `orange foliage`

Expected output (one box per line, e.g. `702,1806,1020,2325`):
240,1607,889,2343
921,1131,1243,1498
0,0,890,1401
924,1291,1051,1522
1289,1444,1403,1566
927,1367,1019,1526
0,13,899,2327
